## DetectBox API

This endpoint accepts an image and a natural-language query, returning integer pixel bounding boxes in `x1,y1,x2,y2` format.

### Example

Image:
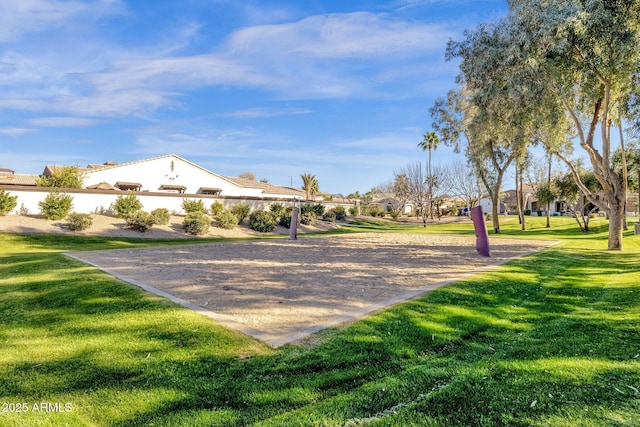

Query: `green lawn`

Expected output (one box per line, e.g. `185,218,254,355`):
1,217,639,426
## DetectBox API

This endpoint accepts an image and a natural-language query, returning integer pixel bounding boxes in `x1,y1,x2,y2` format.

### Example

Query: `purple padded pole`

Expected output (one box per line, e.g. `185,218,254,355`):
471,205,491,257
289,207,299,240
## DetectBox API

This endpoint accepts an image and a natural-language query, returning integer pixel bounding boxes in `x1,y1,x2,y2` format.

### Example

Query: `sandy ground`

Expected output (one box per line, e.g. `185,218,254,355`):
2,213,552,346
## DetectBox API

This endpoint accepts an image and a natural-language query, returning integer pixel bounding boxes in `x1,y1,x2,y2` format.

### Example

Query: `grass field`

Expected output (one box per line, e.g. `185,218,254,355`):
1,216,639,426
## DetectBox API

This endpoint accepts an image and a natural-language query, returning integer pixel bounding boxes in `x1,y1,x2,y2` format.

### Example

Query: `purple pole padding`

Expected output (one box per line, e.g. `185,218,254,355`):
289,207,299,240
471,205,491,257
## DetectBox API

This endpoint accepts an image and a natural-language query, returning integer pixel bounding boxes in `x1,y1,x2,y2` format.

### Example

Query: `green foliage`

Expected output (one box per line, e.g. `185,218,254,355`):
333,206,347,221
269,202,285,220
125,210,155,232
216,210,237,229
301,173,319,200
66,212,93,231
35,165,83,188
0,189,18,215
322,210,336,222
300,211,317,225
348,206,359,216
210,201,224,218
182,198,207,214
38,191,73,220
249,210,276,232
230,202,250,224
279,213,292,228
150,208,170,225
112,193,143,218
182,211,210,235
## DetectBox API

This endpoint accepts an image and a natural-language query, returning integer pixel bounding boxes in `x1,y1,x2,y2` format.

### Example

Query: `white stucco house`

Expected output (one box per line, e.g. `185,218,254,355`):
43,154,305,199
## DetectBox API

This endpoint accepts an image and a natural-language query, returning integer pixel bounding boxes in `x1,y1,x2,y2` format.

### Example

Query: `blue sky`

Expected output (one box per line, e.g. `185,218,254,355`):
0,0,507,194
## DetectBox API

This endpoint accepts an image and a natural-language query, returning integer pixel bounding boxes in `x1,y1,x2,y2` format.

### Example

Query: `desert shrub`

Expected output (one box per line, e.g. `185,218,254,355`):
19,203,29,216
66,212,93,231
112,192,142,218
182,212,210,235
216,210,237,229
389,210,400,219
0,189,18,215
349,206,359,216
269,203,285,220
150,208,170,225
300,211,316,225
230,202,250,224
249,210,276,232
182,198,207,214
333,206,347,221
312,203,325,216
125,210,155,232
39,191,73,220
210,201,224,218
279,213,292,228
322,210,336,222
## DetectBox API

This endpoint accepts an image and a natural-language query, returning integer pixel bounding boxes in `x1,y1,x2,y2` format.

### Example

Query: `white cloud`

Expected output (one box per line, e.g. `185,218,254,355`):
28,116,100,127
0,0,125,43
221,107,313,119
0,127,34,136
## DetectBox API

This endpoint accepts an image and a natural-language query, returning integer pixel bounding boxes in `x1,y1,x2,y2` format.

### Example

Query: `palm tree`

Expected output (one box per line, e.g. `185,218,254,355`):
418,131,440,219
301,173,319,201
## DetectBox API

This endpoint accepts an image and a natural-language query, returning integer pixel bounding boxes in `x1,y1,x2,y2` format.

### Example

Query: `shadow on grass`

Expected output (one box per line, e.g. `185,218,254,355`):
1,231,639,426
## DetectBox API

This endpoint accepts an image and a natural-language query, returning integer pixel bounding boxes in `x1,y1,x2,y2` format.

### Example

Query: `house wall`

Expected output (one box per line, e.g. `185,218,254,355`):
82,156,262,196
1,186,354,216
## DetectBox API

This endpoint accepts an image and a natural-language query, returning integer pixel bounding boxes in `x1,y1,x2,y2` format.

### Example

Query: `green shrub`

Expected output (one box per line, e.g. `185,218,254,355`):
38,191,73,220
210,201,224,218
389,210,400,219
216,210,237,229
322,210,336,222
249,210,276,232
125,211,155,232
0,189,18,215
182,212,210,235
312,203,325,216
300,211,316,225
66,212,93,231
279,213,292,229
333,206,347,221
182,198,207,214
112,193,142,218
150,208,170,225
301,203,323,216
269,203,285,220
348,206,359,216
230,203,250,224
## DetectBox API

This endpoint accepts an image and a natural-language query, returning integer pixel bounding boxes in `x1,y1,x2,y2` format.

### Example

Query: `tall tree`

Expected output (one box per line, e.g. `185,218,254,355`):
418,131,440,219
300,174,319,201
506,0,640,250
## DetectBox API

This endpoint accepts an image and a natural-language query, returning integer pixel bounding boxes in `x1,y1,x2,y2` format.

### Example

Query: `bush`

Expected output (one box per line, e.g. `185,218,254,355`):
389,210,400,219
150,208,170,225
112,193,142,218
125,210,155,232
182,198,207,214
0,189,18,215
216,210,237,229
312,203,325,216
182,212,210,235
230,203,250,224
249,210,276,232
39,191,73,220
300,211,317,225
210,201,224,218
333,206,347,221
279,213,292,229
269,203,285,220
348,206,359,217
322,210,336,222
66,212,93,231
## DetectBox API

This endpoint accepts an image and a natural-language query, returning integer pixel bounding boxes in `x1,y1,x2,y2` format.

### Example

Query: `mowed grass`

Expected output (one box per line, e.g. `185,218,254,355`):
0,216,639,426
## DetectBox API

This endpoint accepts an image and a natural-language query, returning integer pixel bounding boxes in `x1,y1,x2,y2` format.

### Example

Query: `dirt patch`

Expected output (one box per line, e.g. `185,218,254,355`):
66,233,552,347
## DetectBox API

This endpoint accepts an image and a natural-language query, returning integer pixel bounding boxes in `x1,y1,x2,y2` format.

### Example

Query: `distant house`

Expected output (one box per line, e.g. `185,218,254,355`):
0,168,38,187
40,154,305,200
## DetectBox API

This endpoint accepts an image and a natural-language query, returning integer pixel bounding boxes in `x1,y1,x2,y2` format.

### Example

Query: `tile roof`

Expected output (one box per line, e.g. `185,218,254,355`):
0,174,38,186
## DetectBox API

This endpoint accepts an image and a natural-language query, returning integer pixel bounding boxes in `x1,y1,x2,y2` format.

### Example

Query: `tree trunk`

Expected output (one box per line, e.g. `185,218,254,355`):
608,199,625,251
